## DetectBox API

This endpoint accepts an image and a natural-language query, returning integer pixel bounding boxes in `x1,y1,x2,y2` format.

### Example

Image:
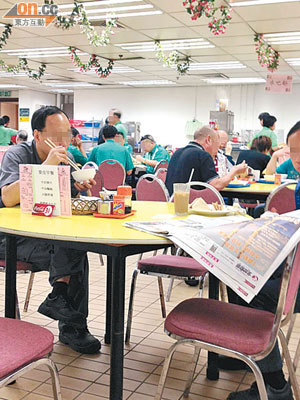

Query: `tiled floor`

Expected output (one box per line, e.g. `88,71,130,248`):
0,251,299,399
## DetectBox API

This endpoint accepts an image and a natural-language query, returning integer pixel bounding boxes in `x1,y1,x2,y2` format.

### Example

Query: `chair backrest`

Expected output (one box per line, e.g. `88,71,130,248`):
265,182,296,214
90,170,103,197
136,174,170,201
169,181,225,205
154,160,169,173
155,168,167,183
285,244,300,316
99,159,126,190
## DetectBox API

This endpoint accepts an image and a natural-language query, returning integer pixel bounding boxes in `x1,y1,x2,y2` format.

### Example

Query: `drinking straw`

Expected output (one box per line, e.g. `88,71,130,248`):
188,168,195,183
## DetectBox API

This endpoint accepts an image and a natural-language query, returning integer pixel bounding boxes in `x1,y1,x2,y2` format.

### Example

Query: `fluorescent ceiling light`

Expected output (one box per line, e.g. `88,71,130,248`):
0,47,68,54
49,89,74,93
231,0,299,6
0,84,27,88
43,82,99,87
59,4,153,16
58,0,143,9
204,77,266,84
188,61,246,70
116,38,214,52
119,80,176,86
264,32,300,44
87,10,162,19
0,71,51,77
69,66,141,74
285,58,300,65
0,47,87,59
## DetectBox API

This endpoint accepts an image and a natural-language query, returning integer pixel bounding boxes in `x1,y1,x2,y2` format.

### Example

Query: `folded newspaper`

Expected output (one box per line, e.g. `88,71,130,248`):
125,211,300,303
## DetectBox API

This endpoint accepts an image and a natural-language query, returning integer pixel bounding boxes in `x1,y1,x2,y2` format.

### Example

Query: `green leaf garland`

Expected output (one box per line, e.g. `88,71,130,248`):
69,47,114,78
0,58,46,80
45,0,117,47
0,25,12,49
155,41,191,76
254,33,280,72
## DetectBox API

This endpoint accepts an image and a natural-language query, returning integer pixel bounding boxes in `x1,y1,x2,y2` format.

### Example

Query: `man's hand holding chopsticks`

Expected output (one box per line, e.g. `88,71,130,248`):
43,146,69,166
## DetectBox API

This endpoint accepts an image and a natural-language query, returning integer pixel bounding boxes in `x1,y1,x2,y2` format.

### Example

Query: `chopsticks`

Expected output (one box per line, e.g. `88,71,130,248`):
44,138,80,171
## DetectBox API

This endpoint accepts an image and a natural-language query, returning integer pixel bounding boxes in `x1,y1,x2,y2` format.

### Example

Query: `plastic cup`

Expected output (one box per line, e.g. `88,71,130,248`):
253,170,260,181
173,183,190,216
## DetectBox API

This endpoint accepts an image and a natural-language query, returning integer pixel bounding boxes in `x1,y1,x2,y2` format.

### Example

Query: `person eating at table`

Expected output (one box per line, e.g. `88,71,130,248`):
134,134,170,174
67,126,88,166
237,135,272,177
265,144,299,180
0,105,101,355
88,124,134,175
114,130,133,155
165,126,248,196
215,130,234,177
221,121,300,400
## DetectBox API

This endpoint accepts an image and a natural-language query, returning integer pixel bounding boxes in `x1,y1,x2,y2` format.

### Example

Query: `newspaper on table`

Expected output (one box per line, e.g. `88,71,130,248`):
124,211,300,303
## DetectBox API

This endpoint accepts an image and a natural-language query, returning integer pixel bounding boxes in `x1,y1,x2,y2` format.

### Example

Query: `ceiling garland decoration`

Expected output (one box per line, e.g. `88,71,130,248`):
0,58,47,80
0,25,46,80
44,0,117,47
182,0,232,35
155,41,191,76
254,33,280,72
69,47,114,78
0,25,12,49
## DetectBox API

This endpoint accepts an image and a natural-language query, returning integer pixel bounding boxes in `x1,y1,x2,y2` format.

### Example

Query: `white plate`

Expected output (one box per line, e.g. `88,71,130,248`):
188,205,233,216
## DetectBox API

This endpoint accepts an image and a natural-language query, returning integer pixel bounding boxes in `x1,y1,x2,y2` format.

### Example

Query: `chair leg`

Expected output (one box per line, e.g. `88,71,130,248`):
166,278,174,302
99,254,105,266
154,341,181,400
198,272,209,298
23,272,35,312
15,293,20,320
293,338,300,372
282,313,297,363
183,346,201,398
157,277,166,318
220,281,227,302
125,269,139,344
45,358,62,400
278,329,300,400
240,356,268,400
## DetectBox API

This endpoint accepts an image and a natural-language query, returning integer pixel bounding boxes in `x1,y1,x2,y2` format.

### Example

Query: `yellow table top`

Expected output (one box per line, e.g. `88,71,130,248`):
222,182,278,194
0,201,174,245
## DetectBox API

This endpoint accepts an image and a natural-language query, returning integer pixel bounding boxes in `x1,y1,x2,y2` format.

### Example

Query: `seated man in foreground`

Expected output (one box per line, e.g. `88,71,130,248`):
165,126,247,195
223,122,300,400
0,106,101,354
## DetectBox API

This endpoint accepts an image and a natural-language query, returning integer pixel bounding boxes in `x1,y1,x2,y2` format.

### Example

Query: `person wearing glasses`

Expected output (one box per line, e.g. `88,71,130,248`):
0,106,101,355
135,134,170,174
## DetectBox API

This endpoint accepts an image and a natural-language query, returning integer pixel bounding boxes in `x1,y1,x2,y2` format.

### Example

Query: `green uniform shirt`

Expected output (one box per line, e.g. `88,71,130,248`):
0,125,18,146
276,158,300,180
124,143,133,156
115,121,128,143
144,144,170,174
67,144,88,166
251,126,278,149
88,139,134,172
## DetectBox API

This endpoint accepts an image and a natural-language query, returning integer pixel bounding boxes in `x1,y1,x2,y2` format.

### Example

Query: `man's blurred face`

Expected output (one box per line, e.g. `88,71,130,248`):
115,133,125,146
218,131,228,149
34,113,71,157
288,130,300,172
141,139,153,153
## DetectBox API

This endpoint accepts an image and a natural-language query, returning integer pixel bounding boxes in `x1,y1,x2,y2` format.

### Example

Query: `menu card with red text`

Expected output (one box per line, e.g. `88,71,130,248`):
19,164,71,217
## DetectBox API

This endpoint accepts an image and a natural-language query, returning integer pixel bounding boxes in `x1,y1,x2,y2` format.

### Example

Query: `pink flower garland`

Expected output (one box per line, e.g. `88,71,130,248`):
254,34,280,72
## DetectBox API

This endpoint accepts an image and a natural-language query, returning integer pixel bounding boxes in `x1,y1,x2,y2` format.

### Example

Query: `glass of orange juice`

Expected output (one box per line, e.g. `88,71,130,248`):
173,183,190,216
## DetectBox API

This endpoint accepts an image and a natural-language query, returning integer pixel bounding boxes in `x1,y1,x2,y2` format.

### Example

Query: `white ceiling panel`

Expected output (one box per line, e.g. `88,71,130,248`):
139,26,201,40
234,3,300,21
209,35,255,47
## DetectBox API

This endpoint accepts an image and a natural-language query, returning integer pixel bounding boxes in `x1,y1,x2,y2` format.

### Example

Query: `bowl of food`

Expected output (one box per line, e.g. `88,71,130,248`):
72,168,96,183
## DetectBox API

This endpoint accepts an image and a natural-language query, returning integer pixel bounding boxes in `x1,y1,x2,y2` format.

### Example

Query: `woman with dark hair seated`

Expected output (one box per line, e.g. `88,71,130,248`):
237,135,272,178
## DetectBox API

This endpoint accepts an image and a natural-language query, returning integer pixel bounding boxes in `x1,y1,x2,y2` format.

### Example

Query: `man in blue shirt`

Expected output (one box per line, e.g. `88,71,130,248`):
88,125,134,175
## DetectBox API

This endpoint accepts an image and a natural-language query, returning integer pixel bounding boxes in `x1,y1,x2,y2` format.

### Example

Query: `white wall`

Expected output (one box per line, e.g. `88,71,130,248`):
74,84,300,148
18,90,57,139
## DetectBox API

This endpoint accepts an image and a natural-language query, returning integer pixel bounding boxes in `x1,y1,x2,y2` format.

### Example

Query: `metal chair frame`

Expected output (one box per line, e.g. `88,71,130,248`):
99,159,126,190
155,247,300,400
265,181,296,212
136,174,170,202
154,159,169,173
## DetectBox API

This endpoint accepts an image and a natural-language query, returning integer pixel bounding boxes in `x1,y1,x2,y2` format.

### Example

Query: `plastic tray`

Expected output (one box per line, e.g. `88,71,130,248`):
226,183,251,188
93,211,136,219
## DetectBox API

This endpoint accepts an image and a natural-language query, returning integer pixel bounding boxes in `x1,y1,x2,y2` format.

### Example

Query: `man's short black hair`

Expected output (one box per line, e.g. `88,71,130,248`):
251,135,272,152
31,106,67,132
71,126,80,137
258,112,270,121
287,121,300,143
103,125,118,139
113,110,121,119
0,117,5,126
115,131,124,138
262,114,277,128
17,130,28,142
140,134,155,143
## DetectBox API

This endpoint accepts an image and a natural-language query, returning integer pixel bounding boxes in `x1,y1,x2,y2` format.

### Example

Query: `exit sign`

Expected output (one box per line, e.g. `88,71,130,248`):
0,91,11,97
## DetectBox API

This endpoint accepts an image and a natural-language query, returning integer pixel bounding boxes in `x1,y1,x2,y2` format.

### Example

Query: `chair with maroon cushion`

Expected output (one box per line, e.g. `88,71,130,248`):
265,182,296,214
125,253,208,344
0,317,62,399
0,260,35,315
136,174,170,202
99,159,125,190
154,159,169,173
155,168,167,183
155,246,300,400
